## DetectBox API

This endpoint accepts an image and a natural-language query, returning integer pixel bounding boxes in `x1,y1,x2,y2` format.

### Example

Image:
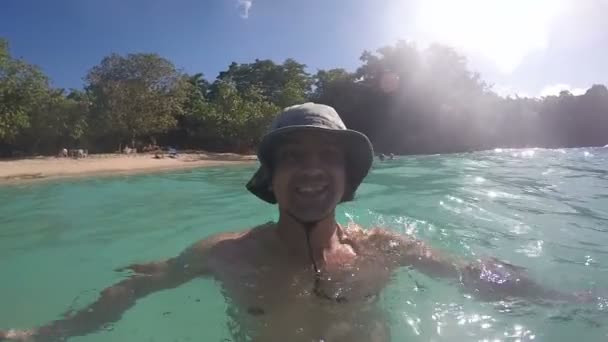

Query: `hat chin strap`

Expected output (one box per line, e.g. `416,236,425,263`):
285,211,341,302
285,210,330,263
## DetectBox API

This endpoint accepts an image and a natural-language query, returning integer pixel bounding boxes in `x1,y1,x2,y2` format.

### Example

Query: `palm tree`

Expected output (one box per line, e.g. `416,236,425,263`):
188,73,210,98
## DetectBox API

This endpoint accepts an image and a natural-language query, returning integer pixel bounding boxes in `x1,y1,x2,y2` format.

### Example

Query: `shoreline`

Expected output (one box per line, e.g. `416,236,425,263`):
0,152,257,185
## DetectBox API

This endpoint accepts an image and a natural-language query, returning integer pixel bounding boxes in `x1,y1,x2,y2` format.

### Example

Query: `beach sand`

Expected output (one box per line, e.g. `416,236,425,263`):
0,152,257,183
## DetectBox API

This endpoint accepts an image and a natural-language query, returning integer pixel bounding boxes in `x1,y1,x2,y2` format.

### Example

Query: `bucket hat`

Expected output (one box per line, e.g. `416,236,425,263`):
246,102,373,203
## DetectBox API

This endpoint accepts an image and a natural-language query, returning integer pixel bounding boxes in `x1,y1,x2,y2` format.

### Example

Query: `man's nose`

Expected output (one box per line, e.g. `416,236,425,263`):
299,153,324,174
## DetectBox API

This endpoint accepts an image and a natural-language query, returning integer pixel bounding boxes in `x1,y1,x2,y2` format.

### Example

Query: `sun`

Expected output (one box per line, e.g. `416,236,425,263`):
410,0,568,73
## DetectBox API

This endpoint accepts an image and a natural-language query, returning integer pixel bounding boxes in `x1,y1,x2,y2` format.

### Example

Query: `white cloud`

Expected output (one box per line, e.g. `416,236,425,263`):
237,0,252,19
539,83,587,97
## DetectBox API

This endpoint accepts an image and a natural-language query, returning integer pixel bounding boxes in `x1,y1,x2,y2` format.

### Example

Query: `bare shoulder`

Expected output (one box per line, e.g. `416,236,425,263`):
119,224,275,277
345,224,416,246
187,231,250,254
182,221,275,259
344,224,430,262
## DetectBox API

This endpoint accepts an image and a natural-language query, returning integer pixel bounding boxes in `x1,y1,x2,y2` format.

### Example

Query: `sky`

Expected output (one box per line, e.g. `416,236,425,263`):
1,0,607,97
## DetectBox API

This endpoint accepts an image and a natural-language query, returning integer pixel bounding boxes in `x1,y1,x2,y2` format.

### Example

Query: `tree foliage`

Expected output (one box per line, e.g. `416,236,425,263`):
1,38,607,157
14,89,90,154
212,58,312,107
85,53,188,149
0,39,50,143
207,82,279,151
314,41,608,154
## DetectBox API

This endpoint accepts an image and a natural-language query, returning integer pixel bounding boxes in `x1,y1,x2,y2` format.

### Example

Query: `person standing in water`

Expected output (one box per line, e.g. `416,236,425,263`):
1,103,585,342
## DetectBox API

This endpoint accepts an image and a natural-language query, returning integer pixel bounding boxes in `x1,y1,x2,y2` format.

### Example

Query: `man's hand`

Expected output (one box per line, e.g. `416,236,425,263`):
0,233,232,342
370,228,585,303
0,329,35,341
114,261,169,275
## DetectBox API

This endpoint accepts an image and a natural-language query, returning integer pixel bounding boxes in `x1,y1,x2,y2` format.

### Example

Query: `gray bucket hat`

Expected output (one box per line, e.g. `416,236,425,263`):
246,102,373,204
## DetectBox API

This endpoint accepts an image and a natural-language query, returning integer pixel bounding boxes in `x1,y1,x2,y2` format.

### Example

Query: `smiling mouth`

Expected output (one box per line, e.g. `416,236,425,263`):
295,184,329,196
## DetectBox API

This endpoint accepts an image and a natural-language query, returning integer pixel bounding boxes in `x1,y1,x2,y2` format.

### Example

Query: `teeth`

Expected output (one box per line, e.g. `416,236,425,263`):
298,186,324,193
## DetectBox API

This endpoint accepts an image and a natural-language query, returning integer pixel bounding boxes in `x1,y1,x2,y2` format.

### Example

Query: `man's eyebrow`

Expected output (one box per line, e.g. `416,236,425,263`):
273,142,298,157
276,134,307,145
276,139,298,147
275,133,341,146
279,138,297,145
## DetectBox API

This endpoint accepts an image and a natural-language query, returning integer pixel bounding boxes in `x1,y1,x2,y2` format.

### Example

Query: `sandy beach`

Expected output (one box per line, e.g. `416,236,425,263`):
0,152,257,184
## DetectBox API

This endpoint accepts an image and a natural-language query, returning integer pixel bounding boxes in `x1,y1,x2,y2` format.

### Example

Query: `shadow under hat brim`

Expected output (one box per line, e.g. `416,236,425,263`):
246,125,374,204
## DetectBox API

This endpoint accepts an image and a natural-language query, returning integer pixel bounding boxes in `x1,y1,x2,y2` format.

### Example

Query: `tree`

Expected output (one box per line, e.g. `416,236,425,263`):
312,68,369,136
210,58,312,107
3,36,608,157
13,89,90,154
0,39,50,146
85,53,188,149
189,73,210,98
276,58,313,107
170,73,215,148
207,82,279,152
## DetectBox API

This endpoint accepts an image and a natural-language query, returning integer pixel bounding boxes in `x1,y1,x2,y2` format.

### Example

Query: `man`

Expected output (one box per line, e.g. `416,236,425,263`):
1,103,580,342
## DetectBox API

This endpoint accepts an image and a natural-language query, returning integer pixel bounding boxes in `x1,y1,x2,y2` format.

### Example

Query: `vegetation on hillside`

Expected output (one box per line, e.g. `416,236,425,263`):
1,38,607,156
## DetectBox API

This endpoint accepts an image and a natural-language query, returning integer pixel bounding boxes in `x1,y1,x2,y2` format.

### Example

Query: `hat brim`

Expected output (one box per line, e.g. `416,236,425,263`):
246,125,374,204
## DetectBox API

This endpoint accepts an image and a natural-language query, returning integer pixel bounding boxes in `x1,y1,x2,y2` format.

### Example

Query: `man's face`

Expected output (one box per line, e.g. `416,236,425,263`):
271,131,346,223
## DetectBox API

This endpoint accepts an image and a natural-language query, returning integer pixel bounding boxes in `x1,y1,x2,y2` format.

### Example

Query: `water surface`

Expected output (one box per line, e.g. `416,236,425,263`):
1,148,607,341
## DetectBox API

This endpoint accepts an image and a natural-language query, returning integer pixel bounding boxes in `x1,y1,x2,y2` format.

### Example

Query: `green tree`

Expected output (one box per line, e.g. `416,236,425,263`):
172,73,215,147
210,58,312,107
209,81,279,151
189,73,210,98
0,39,50,145
3,36,608,156
85,53,188,149
315,41,497,153
15,89,90,154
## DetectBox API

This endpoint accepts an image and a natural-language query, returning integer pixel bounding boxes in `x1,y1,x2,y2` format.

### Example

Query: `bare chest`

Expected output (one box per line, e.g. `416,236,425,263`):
212,247,394,312
211,254,393,341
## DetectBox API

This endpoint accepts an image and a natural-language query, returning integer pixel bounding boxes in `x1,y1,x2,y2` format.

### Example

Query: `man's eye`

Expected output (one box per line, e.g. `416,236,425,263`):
281,150,301,161
321,149,342,162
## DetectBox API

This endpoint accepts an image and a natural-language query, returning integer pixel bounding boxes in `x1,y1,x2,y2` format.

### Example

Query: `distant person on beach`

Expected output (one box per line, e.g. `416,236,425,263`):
168,147,178,159
1,103,593,342
378,153,386,161
58,148,68,158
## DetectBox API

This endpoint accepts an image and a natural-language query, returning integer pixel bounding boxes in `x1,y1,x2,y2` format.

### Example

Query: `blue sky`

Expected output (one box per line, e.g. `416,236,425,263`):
1,0,607,97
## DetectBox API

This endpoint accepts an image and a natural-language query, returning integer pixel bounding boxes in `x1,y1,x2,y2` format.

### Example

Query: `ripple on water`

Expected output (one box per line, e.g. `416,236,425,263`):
3,149,608,340
516,240,544,258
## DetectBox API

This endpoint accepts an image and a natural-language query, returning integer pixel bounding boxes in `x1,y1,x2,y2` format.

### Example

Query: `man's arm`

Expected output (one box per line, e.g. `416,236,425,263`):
0,236,222,342
370,229,575,303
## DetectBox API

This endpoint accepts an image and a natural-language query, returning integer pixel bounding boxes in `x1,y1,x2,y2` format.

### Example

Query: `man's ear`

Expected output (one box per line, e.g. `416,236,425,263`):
265,165,274,192
341,173,355,202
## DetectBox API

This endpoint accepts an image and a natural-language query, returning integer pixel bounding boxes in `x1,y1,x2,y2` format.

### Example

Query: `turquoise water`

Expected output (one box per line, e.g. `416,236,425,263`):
1,147,607,341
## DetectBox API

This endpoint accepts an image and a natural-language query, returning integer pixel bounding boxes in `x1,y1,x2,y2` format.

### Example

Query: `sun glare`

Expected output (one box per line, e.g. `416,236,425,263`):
411,0,568,73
